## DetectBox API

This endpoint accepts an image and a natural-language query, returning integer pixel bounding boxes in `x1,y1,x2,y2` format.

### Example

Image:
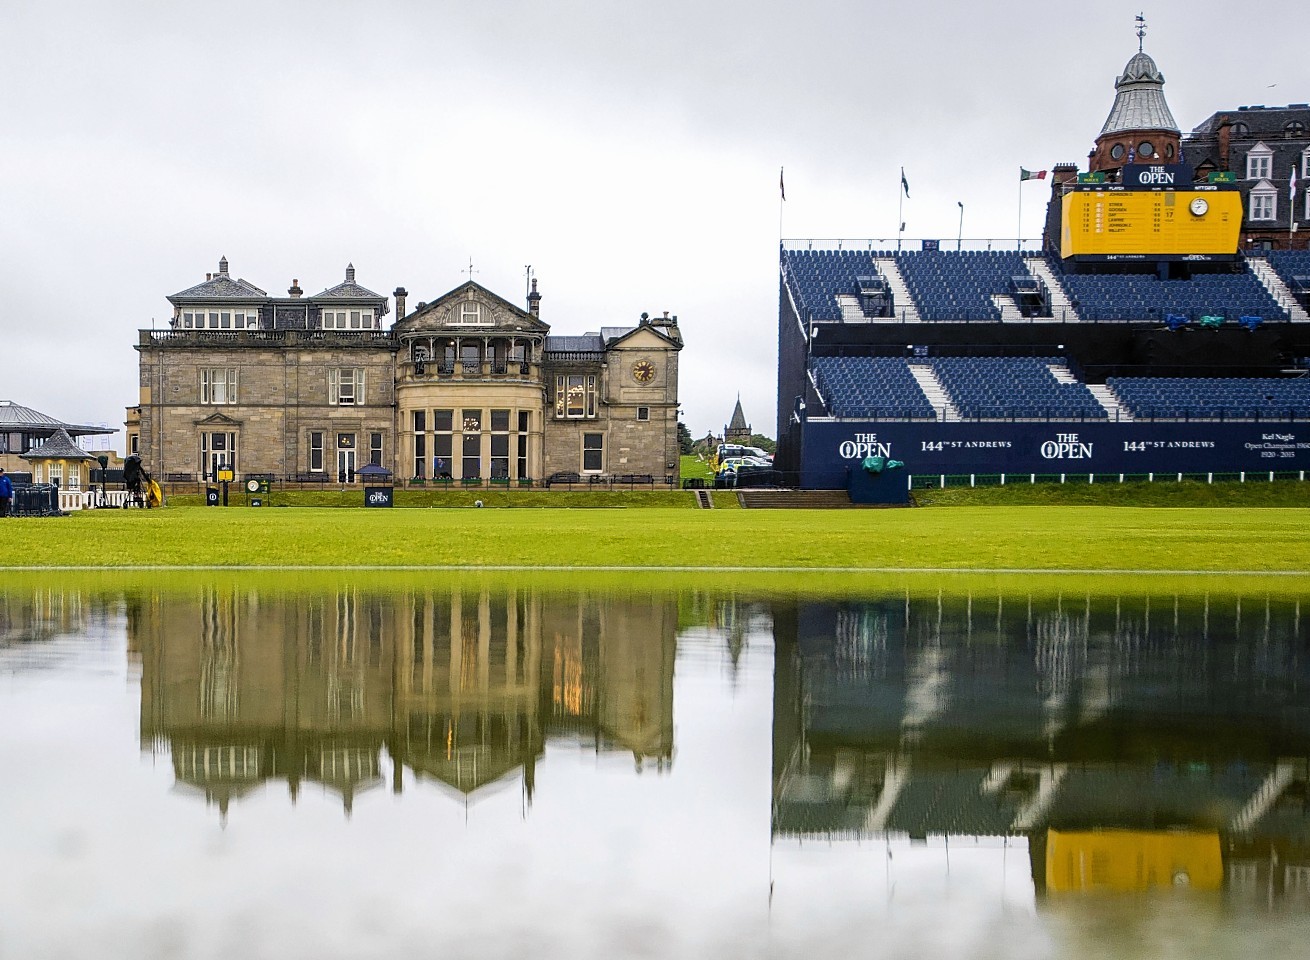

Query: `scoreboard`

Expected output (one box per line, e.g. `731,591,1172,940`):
1061,186,1242,259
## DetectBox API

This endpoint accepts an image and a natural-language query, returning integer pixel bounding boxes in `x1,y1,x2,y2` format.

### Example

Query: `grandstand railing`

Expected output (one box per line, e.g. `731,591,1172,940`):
782,238,1047,253
910,470,1307,490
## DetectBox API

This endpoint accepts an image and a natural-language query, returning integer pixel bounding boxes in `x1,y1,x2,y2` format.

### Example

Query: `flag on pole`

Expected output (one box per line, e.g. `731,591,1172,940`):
1290,165,1298,202
901,168,910,198
780,166,786,201
1020,168,1048,181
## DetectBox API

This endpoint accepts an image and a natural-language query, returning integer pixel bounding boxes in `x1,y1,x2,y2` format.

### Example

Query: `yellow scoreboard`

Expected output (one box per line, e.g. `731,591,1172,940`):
1061,187,1242,258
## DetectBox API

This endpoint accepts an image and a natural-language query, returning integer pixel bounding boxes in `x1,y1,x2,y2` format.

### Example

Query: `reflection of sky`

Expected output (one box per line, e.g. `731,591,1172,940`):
4,591,1310,959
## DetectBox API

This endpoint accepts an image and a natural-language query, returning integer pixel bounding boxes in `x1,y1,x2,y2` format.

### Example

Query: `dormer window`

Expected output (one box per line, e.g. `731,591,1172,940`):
1285,121,1306,139
1231,122,1250,138
323,309,375,330
1247,143,1273,180
1250,181,1277,221
181,309,258,329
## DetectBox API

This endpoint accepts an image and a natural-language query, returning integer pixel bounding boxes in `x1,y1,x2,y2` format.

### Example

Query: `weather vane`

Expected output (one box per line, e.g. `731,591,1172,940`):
1135,12,1147,52
464,257,479,281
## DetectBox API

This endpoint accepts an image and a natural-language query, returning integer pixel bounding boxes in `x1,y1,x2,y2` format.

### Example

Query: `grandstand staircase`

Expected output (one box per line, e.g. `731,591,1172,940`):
989,294,1025,322
1025,258,1081,322
907,362,958,420
1248,255,1310,321
1085,382,1133,421
872,257,921,322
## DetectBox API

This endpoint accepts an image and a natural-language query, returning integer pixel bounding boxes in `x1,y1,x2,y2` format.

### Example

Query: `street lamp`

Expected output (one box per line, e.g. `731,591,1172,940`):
957,202,964,251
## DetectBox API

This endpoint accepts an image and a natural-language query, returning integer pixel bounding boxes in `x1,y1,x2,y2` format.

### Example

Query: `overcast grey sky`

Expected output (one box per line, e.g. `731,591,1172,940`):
2,1,1306,442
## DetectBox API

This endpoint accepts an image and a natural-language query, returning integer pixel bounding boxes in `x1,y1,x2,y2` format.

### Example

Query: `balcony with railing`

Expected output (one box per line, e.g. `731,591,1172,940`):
403,358,538,383
141,329,394,348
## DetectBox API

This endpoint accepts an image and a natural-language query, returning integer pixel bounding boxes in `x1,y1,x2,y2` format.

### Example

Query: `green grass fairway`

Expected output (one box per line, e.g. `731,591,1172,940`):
2,506,1307,572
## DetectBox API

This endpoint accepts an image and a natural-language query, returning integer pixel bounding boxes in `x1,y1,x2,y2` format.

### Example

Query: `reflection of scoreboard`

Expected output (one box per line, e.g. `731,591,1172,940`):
1061,186,1242,259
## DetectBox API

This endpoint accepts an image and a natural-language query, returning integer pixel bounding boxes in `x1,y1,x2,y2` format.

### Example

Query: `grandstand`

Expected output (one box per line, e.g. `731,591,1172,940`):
774,42,1310,492
777,242,1310,489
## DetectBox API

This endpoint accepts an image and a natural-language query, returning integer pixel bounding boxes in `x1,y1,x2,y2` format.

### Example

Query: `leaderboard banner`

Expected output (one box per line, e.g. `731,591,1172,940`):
1061,183,1242,259
800,420,1309,488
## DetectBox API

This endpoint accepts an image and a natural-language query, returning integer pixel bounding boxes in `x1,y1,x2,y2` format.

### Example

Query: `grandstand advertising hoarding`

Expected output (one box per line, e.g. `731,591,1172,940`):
799,420,1309,490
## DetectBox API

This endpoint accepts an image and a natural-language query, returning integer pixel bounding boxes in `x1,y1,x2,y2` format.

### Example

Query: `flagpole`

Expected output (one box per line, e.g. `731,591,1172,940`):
1016,173,1023,252
897,169,904,252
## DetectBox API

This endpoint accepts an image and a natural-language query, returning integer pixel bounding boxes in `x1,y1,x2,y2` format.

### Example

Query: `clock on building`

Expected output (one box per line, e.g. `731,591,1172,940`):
632,359,656,384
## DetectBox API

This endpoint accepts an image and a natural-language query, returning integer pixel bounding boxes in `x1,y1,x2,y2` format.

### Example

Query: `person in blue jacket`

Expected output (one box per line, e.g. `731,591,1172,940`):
0,467,12,518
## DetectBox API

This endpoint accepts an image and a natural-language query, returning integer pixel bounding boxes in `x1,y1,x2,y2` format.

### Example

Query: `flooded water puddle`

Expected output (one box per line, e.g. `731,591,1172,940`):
2,573,1309,959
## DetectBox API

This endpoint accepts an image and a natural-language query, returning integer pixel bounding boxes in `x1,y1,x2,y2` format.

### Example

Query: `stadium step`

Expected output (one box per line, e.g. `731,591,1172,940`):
1248,255,1310,321
737,489,868,509
695,489,713,509
990,294,1025,322
872,257,922,322
1025,257,1082,322
907,362,958,420
1086,383,1133,421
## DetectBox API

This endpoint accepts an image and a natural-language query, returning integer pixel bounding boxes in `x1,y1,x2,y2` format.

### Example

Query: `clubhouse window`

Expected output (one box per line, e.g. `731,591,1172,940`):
637,406,650,422
451,300,490,326
322,309,375,330
412,411,425,478
1285,121,1307,139
516,411,529,479
181,309,258,330
490,409,510,479
555,374,597,419
370,432,383,467
582,433,604,473
461,409,481,478
329,368,366,406
201,368,238,405
433,409,453,478
309,431,325,472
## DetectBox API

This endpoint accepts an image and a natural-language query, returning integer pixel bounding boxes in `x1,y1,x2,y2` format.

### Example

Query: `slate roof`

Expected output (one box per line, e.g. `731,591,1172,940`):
544,334,604,353
1099,51,1179,136
1191,104,1310,137
600,325,636,342
20,428,97,462
168,273,268,304
0,401,114,435
310,263,388,307
728,398,749,431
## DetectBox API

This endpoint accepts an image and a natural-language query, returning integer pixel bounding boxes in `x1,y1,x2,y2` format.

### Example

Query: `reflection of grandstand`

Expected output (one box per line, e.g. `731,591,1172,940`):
776,44,1310,487
771,592,1310,894
129,585,676,817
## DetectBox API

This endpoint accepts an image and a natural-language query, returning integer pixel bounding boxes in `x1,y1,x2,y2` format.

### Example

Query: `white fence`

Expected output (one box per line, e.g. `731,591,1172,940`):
59,489,133,511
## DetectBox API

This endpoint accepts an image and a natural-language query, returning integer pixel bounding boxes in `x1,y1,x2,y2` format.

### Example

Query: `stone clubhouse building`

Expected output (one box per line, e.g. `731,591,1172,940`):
132,259,682,486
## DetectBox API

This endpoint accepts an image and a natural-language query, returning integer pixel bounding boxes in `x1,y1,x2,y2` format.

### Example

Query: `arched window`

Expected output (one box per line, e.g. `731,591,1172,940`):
1284,121,1307,138
1230,122,1250,137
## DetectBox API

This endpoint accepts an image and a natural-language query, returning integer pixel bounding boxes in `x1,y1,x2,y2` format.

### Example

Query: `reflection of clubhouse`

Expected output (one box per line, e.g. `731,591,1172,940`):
129,587,675,817
771,592,1310,898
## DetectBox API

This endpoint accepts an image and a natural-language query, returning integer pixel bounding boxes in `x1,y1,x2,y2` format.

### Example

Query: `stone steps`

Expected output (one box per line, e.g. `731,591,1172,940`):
737,489,869,509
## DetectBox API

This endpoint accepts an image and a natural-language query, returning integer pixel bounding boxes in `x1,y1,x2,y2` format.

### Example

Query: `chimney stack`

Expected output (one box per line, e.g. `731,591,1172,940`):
346,263,356,283
218,256,229,277
527,278,541,317
288,279,302,298
394,287,408,320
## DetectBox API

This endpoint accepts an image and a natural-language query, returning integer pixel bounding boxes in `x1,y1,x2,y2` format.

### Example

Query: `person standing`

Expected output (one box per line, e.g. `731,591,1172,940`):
0,467,12,518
